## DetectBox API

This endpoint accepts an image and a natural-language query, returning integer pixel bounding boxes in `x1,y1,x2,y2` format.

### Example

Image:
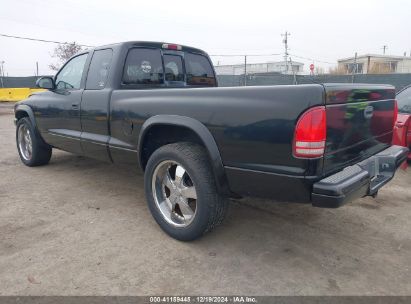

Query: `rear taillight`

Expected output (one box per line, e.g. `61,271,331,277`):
293,106,326,158
393,99,398,129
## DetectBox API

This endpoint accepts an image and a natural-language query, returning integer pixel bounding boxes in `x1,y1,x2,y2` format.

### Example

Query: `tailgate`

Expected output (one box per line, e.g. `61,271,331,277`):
322,84,396,175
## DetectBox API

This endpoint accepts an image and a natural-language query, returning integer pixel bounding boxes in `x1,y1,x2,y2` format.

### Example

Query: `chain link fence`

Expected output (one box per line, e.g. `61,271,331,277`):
217,73,411,90
1,74,411,91
0,76,41,88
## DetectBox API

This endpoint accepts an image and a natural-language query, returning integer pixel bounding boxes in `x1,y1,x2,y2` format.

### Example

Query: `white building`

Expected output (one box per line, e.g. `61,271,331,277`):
214,61,304,75
337,54,411,74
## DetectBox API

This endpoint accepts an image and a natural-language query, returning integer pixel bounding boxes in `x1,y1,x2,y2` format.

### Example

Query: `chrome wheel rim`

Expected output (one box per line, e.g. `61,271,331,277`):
152,160,198,227
18,124,32,161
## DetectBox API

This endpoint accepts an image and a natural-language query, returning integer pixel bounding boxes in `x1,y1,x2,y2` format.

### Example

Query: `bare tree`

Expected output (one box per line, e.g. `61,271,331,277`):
49,42,83,71
368,63,392,74
328,65,347,75
315,66,325,75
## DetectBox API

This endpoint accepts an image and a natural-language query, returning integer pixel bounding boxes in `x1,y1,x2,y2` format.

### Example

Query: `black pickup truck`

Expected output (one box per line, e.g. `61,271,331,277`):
14,41,408,240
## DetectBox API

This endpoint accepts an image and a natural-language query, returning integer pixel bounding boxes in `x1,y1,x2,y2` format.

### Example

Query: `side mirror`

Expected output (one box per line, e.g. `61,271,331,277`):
36,77,55,90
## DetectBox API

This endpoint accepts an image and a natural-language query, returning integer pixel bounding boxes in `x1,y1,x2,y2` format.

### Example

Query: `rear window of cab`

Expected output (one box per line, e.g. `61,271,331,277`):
122,48,216,87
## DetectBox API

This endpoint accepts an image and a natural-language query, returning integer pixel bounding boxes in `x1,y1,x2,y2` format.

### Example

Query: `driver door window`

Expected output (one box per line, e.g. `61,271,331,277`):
55,54,88,90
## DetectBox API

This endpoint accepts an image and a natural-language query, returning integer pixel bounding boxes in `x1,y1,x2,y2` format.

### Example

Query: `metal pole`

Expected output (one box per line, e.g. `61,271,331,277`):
0,66,3,88
366,55,371,74
36,61,39,76
282,31,290,74
289,57,297,85
351,52,357,83
0,61,4,88
244,55,247,86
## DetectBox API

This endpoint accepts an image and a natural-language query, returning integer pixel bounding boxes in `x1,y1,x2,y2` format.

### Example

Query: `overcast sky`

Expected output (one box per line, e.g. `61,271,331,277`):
0,0,410,76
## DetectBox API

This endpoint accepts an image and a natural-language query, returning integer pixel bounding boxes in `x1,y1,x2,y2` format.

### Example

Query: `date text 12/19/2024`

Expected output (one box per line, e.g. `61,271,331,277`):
149,296,257,303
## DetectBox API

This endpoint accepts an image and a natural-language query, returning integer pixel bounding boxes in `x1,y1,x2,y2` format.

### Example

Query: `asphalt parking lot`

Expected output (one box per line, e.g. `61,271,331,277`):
0,103,410,296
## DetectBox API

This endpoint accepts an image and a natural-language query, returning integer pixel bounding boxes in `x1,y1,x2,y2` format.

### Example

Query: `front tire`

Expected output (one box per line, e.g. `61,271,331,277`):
144,142,228,241
16,117,52,167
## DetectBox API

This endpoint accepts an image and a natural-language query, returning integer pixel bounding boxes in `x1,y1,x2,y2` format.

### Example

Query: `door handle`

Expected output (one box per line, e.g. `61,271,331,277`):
71,103,79,110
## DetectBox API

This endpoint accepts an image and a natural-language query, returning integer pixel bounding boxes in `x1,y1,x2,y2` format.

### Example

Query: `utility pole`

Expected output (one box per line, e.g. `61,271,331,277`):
36,61,39,76
244,55,247,86
382,45,388,55
281,31,290,74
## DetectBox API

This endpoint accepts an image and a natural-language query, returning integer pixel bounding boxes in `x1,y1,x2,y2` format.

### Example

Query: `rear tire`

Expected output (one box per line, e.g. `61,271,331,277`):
144,142,228,241
16,117,52,167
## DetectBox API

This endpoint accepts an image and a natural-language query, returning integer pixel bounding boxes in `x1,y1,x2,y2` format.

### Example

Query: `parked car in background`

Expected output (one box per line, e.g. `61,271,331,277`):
393,85,411,161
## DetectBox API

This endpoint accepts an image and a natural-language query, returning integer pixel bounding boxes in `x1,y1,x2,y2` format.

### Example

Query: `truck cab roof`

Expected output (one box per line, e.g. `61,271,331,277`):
90,41,209,56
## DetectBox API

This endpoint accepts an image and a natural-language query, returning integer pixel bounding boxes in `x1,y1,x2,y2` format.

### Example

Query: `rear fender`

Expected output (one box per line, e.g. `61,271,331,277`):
138,115,230,196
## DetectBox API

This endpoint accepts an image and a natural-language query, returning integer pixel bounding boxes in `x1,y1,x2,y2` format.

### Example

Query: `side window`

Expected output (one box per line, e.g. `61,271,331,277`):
55,54,88,90
163,55,184,82
185,53,216,86
86,49,113,90
122,48,163,85
397,87,411,114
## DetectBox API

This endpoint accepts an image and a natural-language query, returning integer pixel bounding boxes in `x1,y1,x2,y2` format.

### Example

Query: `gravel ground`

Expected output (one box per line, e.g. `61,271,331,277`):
0,103,410,296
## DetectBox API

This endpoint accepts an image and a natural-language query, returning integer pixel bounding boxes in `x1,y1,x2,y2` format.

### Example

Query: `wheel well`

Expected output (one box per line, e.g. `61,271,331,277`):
140,125,207,170
15,110,29,120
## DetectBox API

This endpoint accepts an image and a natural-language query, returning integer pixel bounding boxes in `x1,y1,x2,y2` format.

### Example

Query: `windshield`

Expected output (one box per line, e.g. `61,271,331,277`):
397,86,411,114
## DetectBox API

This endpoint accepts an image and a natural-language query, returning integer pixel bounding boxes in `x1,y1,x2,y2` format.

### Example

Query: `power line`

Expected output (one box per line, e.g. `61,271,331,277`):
210,53,281,57
0,33,336,63
0,33,94,48
0,32,337,68
1,33,283,57
288,53,335,65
